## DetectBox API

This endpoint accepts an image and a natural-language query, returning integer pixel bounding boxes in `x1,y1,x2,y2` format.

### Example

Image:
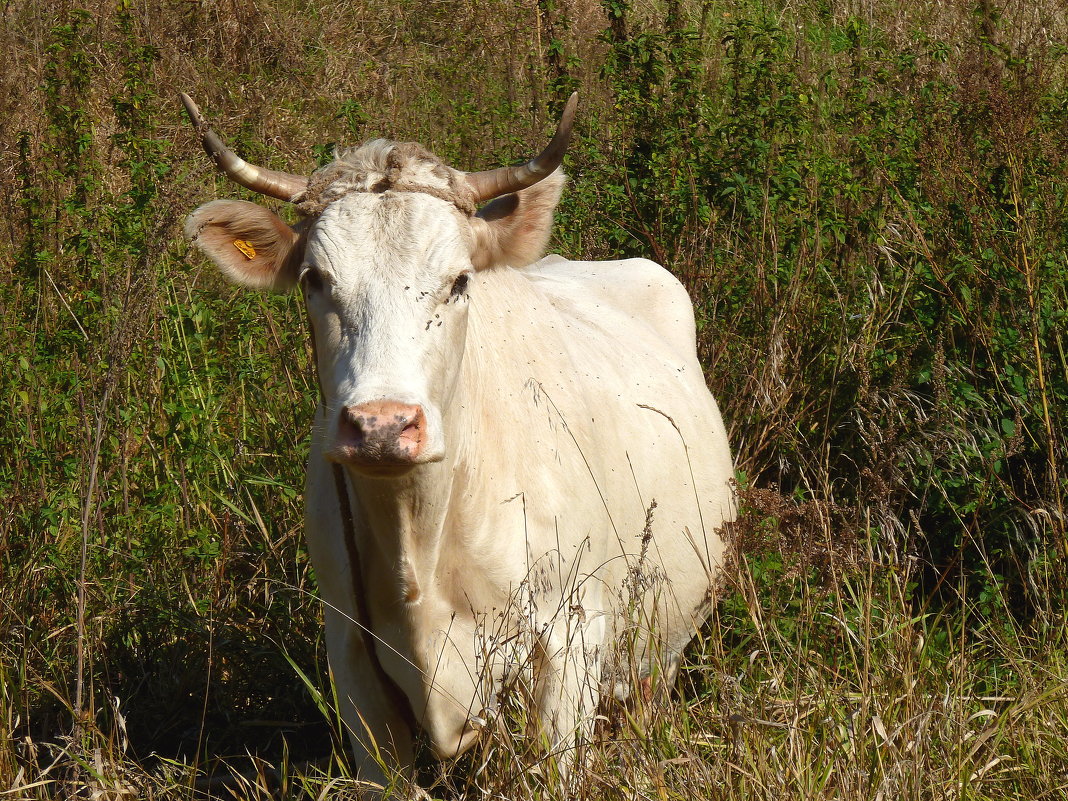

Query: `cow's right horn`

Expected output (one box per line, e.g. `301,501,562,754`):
464,92,578,205
181,93,309,203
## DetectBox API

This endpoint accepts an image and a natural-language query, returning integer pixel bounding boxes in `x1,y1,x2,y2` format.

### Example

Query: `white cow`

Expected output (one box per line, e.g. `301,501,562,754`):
182,93,735,789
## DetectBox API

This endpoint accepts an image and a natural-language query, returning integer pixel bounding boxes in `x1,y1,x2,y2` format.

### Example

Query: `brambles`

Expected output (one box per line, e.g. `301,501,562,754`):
572,0,1067,621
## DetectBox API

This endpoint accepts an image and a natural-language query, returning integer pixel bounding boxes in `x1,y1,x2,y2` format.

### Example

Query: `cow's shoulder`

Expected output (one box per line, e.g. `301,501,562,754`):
521,255,698,361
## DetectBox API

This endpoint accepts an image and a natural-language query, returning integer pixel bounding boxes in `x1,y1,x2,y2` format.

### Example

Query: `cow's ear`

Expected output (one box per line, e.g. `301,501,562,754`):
467,169,565,270
184,200,305,290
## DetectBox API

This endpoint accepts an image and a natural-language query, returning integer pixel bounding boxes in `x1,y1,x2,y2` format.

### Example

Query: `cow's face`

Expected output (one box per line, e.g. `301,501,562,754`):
186,166,563,478
301,190,474,476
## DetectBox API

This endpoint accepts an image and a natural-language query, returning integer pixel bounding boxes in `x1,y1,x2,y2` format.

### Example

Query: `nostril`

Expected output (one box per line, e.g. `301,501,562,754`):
403,409,423,433
338,407,368,445
398,409,425,450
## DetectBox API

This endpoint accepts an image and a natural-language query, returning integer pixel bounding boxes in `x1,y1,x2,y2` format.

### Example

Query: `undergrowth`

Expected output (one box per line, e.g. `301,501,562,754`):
1,0,1066,798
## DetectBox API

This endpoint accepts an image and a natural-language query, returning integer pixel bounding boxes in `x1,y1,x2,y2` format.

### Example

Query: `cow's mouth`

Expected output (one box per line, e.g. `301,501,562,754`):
333,454,420,478
326,438,428,476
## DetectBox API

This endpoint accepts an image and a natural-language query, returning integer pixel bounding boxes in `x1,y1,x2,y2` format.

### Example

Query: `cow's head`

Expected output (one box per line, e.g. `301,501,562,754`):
182,94,574,478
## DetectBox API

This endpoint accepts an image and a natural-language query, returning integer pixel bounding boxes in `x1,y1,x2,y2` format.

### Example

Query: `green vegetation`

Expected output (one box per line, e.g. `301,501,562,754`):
1,0,1066,797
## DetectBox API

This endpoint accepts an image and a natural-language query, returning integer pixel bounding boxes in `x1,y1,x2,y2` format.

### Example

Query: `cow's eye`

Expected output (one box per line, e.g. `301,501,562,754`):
300,265,324,294
449,273,470,299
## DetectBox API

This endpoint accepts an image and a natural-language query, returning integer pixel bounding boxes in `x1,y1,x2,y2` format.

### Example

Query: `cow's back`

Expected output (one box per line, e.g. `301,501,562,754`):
524,255,702,367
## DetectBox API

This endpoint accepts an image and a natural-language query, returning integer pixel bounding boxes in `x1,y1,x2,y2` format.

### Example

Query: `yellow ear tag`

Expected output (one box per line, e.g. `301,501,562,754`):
233,239,257,259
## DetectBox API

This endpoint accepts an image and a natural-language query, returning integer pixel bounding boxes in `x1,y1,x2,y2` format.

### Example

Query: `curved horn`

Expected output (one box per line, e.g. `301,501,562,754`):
180,93,308,203
465,92,578,204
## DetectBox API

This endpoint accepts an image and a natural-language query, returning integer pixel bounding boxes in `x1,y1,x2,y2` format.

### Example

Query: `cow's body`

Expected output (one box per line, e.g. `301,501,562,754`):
181,93,735,789
306,254,734,768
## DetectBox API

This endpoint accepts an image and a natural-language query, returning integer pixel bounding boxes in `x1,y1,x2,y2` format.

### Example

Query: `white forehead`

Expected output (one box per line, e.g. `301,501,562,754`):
306,190,470,282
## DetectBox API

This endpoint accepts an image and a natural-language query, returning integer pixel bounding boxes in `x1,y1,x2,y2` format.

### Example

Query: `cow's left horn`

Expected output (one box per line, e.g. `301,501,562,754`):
180,93,309,203
464,92,577,205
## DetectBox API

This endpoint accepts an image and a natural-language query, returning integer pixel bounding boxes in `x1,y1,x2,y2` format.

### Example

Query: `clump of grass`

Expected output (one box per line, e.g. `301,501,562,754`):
11,539,1067,799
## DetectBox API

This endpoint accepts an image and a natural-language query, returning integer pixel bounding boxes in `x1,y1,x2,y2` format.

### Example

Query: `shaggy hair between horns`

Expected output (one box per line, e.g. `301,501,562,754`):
295,140,478,217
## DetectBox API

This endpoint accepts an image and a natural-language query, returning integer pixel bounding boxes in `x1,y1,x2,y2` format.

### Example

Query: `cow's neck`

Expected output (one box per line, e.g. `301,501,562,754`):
343,370,478,609
346,456,456,598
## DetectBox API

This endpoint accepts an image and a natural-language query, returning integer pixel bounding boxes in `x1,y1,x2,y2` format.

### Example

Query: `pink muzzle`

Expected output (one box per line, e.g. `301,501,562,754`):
328,400,427,475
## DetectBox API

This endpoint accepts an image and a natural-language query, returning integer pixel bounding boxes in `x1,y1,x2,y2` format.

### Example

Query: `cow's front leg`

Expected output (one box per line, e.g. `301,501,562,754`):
323,606,415,786
533,607,603,780
306,426,414,789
